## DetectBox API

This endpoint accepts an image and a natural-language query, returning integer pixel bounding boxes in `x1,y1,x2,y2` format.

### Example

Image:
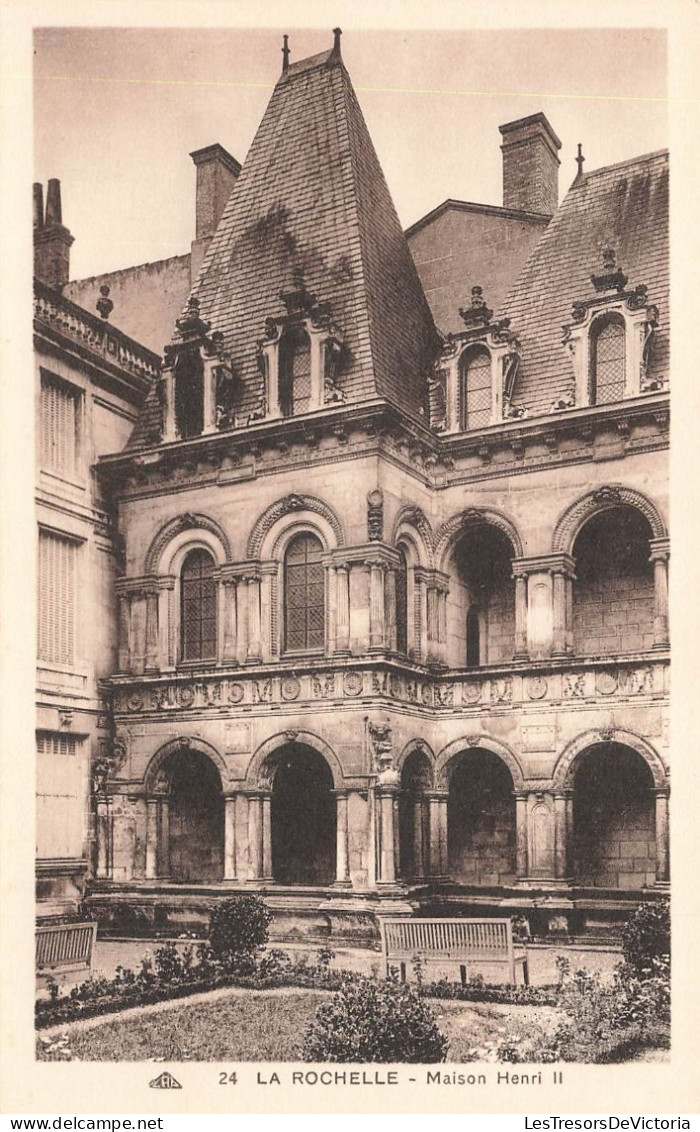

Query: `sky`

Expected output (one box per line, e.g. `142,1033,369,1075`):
33,26,667,280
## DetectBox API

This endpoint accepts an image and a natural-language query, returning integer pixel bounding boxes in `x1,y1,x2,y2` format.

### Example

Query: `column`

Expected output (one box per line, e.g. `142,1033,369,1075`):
117,593,130,672
96,797,111,879
260,569,274,662
202,358,217,434
334,791,350,885
221,579,238,664
248,795,262,880
378,789,396,883
162,367,176,441
426,586,440,665
261,793,273,880
393,794,401,876
224,794,237,881
325,563,337,656
145,798,159,880
654,790,670,884
368,559,386,651
553,793,568,879
157,580,175,669
437,586,448,664
157,799,170,879
650,544,670,649
415,573,426,662
335,563,350,654
413,797,426,878
513,572,528,659
552,571,567,656
515,794,528,879
385,568,397,652
246,575,262,663
145,591,159,671
565,574,574,654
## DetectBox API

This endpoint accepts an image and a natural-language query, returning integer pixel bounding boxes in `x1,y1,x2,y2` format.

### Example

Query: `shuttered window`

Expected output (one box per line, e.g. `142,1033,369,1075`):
461,348,492,430
40,374,80,476
38,531,77,665
284,534,325,651
36,732,77,758
591,317,626,404
180,549,217,661
36,731,83,859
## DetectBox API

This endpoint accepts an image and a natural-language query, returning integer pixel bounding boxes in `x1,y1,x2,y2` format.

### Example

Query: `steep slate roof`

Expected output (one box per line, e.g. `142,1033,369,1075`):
127,40,438,448
499,150,669,417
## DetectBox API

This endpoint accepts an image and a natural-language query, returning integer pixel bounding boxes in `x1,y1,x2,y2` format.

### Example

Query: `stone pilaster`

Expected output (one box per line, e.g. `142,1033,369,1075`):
649,539,670,649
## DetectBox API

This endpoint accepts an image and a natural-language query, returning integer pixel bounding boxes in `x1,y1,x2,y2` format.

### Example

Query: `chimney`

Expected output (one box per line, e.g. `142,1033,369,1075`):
190,143,241,281
33,178,74,290
499,113,562,217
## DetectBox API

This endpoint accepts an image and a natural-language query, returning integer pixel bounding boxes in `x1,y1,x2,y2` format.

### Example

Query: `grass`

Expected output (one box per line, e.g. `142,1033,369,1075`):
36,988,563,1063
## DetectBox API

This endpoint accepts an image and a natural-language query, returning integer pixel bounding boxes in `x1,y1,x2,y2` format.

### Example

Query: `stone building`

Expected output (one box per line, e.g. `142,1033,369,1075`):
34,179,158,915
42,31,669,940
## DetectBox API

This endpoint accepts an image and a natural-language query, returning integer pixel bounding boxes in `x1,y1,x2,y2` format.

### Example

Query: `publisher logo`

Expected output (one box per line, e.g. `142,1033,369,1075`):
149,1070,183,1090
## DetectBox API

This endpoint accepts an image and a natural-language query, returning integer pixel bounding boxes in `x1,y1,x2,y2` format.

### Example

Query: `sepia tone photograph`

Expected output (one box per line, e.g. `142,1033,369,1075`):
22,10,682,1089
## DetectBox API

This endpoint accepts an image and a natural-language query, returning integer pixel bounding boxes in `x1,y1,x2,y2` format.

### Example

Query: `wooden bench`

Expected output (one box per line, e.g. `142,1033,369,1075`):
36,921,98,975
380,917,529,986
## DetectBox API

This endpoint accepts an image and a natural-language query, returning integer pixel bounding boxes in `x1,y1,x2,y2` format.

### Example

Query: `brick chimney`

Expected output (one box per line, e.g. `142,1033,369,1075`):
190,143,241,280
499,113,561,217
33,178,74,290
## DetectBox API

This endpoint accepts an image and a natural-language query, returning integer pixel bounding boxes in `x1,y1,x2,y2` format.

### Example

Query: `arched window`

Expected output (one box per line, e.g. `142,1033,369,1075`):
590,316,626,405
279,327,312,417
180,549,217,661
174,347,205,438
396,546,408,655
466,605,481,667
284,533,325,652
460,348,492,430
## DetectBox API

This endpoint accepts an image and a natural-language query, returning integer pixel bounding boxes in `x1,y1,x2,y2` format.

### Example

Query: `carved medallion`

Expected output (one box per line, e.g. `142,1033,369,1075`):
343,672,363,698
526,676,547,701
435,684,454,707
178,685,195,708
228,682,244,704
462,681,481,704
596,671,618,696
127,693,143,713
281,677,301,701
421,684,434,706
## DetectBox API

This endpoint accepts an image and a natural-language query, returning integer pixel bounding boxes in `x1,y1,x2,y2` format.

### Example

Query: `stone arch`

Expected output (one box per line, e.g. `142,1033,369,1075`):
143,736,230,793
435,734,525,790
435,506,523,570
552,729,668,791
245,730,345,790
396,739,436,786
144,513,232,575
247,494,345,560
551,486,667,554
391,505,435,567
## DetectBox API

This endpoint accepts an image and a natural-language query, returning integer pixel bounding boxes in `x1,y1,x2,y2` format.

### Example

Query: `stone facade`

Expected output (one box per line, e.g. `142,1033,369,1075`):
39,32,670,942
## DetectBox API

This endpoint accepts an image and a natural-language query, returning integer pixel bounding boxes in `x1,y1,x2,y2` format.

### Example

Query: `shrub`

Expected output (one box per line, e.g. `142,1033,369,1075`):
302,977,448,1063
622,899,670,977
208,896,272,968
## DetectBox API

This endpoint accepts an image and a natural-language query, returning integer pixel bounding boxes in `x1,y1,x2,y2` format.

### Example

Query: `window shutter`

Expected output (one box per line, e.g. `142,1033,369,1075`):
40,375,79,476
38,531,76,665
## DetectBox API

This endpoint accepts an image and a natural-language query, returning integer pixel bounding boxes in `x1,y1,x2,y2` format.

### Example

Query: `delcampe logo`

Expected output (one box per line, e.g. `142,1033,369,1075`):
149,1070,183,1090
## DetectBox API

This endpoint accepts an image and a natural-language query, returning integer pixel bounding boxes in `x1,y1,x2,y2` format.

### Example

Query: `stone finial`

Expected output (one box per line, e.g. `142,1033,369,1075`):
282,34,290,74
574,143,585,182
96,284,114,321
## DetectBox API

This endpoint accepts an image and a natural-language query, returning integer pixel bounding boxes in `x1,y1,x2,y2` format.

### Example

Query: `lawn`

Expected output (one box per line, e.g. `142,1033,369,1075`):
36,988,562,1063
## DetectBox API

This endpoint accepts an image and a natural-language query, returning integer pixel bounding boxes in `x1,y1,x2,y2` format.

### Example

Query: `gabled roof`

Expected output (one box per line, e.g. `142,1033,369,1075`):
131,38,437,445
500,150,669,416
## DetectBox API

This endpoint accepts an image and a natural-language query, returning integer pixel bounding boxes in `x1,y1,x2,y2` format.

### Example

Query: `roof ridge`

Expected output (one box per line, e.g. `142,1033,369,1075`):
576,148,669,183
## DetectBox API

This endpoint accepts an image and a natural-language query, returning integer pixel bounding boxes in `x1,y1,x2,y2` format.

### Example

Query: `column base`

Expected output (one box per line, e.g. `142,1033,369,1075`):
653,880,670,891
651,640,670,651
514,876,573,890
512,652,529,661
331,879,353,890
333,648,351,658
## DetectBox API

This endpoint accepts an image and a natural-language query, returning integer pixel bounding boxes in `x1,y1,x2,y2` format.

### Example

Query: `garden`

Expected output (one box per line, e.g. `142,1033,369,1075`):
36,896,670,1065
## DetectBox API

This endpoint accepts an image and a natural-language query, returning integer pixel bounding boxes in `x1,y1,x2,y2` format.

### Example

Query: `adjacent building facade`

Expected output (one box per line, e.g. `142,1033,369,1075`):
37,32,670,941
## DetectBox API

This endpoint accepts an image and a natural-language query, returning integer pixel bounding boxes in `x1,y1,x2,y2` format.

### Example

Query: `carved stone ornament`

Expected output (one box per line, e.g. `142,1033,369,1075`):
367,489,384,541
459,285,493,328
280,677,301,701
367,720,393,770
593,487,622,506
591,247,628,294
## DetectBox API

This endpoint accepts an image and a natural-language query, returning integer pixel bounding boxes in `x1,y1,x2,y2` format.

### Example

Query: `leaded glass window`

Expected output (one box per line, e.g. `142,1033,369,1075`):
591,316,626,405
284,533,324,652
461,348,492,430
180,549,217,661
279,327,312,417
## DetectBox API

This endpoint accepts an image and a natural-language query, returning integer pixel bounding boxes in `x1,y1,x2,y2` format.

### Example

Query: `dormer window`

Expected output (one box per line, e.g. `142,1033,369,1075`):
161,297,235,442
257,271,345,422
279,326,312,417
435,286,523,434
590,314,626,405
174,348,204,438
460,347,492,430
560,250,664,410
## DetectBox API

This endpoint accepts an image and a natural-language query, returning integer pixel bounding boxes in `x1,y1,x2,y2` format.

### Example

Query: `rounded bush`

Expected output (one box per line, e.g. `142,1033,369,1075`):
621,899,670,977
302,977,448,1063
209,896,272,965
